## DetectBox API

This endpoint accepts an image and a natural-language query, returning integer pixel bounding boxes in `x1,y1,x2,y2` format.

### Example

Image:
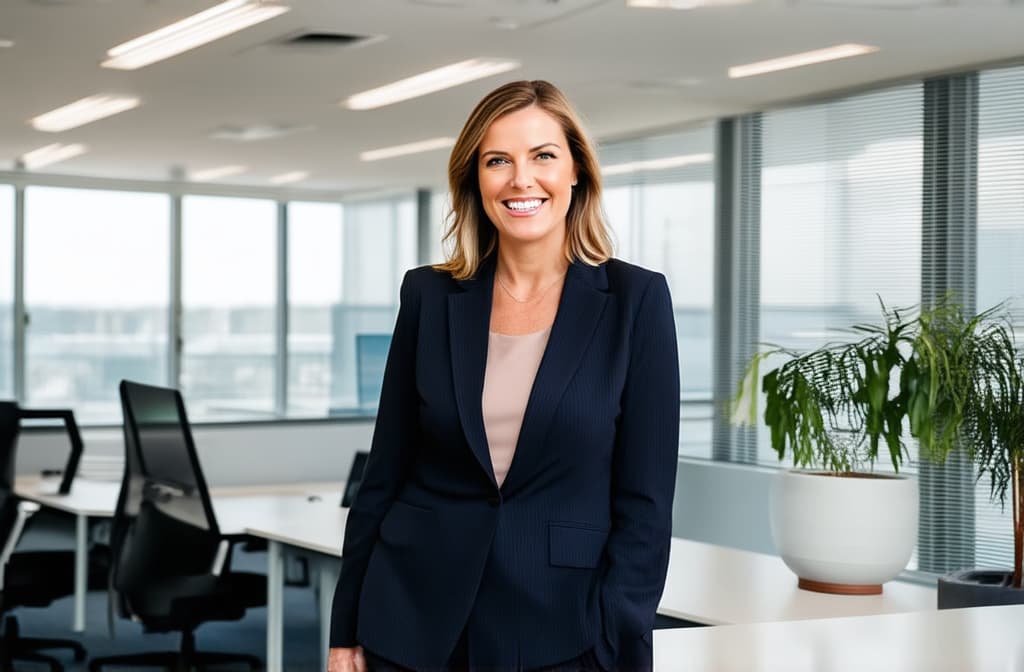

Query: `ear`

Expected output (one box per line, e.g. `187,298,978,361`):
571,167,579,187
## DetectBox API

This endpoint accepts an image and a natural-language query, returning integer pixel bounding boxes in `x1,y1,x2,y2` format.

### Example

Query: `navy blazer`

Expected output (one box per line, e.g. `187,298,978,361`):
330,256,680,671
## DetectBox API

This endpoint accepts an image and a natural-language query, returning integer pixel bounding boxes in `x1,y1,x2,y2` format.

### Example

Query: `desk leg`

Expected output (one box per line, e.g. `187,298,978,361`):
73,513,88,632
266,540,284,672
318,557,341,671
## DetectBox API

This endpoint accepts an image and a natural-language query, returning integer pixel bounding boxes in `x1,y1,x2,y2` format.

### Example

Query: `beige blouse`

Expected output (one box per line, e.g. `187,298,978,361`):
481,327,551,487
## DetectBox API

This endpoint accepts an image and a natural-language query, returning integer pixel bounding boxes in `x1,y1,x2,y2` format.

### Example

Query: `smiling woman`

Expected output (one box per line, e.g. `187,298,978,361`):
328,80,680,672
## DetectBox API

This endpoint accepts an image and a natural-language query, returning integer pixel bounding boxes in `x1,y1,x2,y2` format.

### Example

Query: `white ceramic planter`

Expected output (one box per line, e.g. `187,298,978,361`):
770,469,918,594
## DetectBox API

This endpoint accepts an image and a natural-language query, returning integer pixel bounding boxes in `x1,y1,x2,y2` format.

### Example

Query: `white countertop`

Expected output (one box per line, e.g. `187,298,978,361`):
653,603,1024,671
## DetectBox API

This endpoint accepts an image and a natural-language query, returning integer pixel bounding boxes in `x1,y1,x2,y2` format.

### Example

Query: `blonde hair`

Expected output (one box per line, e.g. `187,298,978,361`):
435,80,612,280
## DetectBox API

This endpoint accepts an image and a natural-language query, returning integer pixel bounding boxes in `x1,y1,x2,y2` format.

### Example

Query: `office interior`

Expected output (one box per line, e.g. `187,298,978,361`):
2,0,1024,669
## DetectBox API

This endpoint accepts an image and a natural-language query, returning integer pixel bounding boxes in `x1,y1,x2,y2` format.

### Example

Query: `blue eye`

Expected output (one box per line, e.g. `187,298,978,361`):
485,156,509,167
537,152,556,160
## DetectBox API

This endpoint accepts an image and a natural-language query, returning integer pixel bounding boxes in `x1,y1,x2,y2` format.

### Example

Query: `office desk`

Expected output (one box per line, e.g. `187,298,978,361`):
242,498,347,672
15,478,941,671
13,476,342,632
652,603,1024,671
239,524,939,672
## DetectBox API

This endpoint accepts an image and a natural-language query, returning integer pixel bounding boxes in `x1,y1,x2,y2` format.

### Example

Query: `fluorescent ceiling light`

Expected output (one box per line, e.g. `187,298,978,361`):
344,59,520,110
0,39,14,48
189,164,246,181
102,0,290,71
627,0,750,7
360,137,456,162
269,170,309,184
729,43,879,78
602,153,713,176
30,95,141,132
20,143,88,170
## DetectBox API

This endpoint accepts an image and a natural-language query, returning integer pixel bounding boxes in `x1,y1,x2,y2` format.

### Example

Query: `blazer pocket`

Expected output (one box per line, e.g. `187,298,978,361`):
549,522,609,569
379,500,434,548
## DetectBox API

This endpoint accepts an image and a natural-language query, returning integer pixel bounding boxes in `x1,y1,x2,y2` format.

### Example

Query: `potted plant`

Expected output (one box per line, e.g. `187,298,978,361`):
731,300,983,595
734,298,1024,601
914,303,1024,608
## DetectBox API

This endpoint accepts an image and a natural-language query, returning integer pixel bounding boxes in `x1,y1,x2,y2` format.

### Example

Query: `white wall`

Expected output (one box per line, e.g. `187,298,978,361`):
15,421,375,487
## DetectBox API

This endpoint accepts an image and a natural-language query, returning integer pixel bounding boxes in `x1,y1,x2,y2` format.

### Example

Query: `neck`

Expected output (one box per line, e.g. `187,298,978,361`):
495,246,568,288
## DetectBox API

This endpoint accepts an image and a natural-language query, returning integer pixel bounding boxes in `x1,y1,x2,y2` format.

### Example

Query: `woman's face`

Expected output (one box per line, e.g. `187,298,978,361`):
476,105,577,251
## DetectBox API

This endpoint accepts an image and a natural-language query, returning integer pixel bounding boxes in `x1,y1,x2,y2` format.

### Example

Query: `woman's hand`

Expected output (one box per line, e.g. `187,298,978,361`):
328,646,367,672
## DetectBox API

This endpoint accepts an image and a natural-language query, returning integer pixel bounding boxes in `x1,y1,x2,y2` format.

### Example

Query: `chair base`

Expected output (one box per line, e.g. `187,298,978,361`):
88,630,263,672
88,649,264,672
2,615,87,672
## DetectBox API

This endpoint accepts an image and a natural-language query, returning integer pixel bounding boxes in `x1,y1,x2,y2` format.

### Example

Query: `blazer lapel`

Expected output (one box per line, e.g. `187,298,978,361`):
448,258,498,486
502,261,609,492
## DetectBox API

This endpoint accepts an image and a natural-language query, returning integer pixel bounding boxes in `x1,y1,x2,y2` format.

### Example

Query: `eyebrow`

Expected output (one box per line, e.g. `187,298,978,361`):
480,142,562,158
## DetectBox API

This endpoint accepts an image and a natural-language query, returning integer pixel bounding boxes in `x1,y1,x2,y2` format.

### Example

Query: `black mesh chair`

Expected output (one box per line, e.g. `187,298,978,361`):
88,381,266,672
0,401,88,672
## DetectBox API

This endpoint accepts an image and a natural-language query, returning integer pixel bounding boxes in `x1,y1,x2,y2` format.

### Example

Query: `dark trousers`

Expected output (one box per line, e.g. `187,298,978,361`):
364,630,605,672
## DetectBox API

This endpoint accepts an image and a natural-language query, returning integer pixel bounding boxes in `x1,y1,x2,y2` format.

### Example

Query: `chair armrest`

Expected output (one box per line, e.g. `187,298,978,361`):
1,501,41,590
210,539,230,577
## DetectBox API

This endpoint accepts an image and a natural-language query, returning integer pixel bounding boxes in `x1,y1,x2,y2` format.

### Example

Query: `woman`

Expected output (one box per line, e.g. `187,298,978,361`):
329,80,679,672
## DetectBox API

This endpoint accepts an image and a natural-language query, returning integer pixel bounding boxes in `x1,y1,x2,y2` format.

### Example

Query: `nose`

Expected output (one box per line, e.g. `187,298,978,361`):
509,163,533,190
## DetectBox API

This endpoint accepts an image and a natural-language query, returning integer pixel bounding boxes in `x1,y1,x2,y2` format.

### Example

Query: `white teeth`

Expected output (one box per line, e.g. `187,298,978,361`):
505,199,542,211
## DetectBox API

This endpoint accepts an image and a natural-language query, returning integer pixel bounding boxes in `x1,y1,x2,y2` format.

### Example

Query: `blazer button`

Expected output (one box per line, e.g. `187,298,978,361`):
487,496,500,507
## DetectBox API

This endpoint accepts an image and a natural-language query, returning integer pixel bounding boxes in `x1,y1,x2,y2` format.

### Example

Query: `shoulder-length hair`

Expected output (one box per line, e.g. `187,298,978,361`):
435,80,612,280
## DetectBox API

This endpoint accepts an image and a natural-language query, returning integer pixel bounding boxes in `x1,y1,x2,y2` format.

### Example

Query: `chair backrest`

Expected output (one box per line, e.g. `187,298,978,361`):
0,402,21,556
111,381,221,608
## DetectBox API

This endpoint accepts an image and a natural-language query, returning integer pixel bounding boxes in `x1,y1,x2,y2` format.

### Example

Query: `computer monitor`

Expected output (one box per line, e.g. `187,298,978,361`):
341,450,369,508
356,333,391,410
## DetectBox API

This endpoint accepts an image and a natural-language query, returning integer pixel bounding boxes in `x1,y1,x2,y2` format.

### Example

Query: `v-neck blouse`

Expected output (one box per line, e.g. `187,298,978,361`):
481,327,552,487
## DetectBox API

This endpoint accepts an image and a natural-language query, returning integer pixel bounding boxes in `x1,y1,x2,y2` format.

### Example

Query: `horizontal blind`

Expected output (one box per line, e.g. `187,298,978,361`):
599,125,716,459
973,62,1024,572
755,84,924,467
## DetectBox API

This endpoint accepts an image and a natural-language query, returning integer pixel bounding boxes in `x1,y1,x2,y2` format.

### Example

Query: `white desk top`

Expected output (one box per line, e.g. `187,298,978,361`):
13,476,343,519
659,537,936,625
14,477,120,516
653,603,1024,671
242,499,348,556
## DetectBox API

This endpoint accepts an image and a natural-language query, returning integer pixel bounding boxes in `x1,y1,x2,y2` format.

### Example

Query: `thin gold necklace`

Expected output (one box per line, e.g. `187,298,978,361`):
496,270,566,304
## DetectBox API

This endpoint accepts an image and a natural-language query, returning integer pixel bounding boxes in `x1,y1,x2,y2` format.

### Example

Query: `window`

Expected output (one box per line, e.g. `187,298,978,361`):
601,126,716,458
428,190,451,265
181,195,276,420
287,201,343,417
23,187,170,423
0,186,13,398
973,63,1024,572
757,85,924,465
325,195,418,412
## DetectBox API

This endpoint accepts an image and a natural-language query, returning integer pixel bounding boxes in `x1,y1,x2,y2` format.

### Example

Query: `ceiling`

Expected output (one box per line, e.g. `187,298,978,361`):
1,0,1023,195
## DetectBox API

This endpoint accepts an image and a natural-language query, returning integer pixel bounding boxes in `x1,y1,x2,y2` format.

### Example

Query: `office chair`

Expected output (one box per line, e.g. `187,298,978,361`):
88,381,266,672
0,400,89,672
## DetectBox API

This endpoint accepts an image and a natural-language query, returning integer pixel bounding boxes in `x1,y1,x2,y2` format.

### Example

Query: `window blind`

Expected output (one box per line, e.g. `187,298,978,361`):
755,84,925,468
972,62,1024,572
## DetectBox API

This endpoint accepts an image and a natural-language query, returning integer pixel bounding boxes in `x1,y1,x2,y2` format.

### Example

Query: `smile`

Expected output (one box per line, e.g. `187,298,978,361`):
502,198,546,215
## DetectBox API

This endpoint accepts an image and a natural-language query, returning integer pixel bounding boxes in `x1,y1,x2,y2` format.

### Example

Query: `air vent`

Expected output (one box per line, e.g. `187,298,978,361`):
282,32,373,47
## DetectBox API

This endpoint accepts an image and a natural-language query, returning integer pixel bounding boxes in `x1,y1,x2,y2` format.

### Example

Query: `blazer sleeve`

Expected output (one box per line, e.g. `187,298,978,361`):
330,270,422,648
595,273,680,670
